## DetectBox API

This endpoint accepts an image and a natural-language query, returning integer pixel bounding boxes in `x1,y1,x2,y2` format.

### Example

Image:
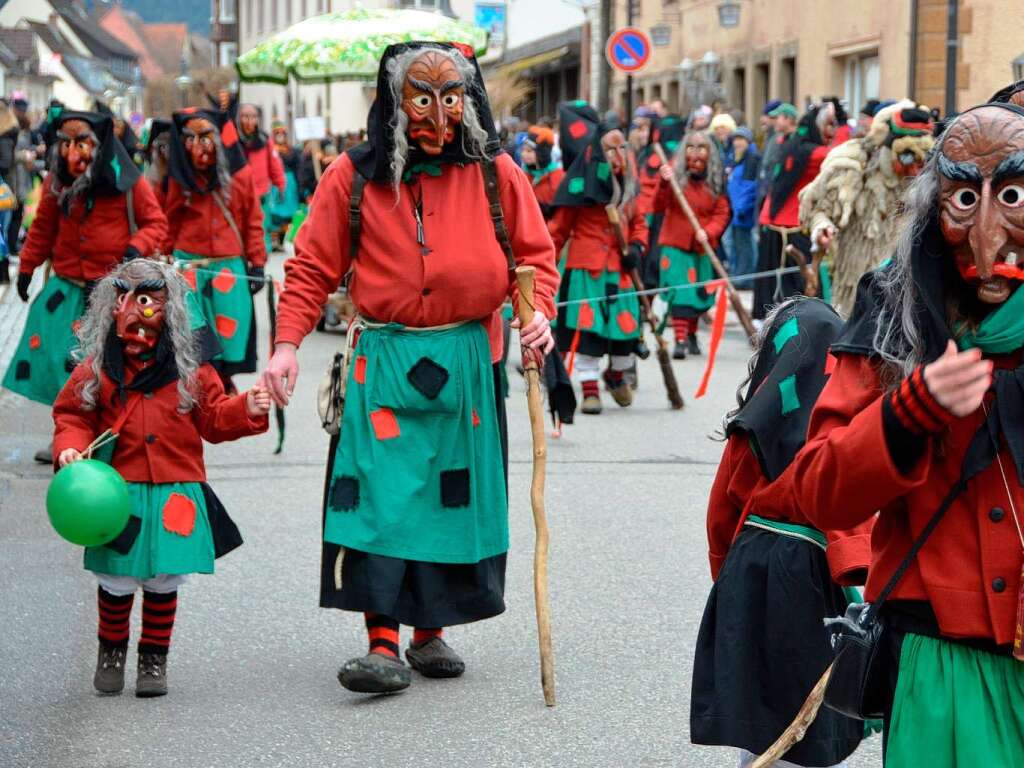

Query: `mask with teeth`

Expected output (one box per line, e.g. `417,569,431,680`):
938,105,1024,304
113,278,167,357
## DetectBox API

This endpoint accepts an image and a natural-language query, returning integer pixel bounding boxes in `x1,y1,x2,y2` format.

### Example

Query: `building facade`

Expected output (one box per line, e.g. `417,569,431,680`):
211,0,240,69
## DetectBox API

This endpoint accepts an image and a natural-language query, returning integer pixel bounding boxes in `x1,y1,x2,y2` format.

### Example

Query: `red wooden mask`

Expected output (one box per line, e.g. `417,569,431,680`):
401,50,465,156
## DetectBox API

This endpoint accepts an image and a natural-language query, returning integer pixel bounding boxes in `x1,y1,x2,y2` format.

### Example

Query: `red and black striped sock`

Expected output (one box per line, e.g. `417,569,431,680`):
366,612,400,658
606,369,625,387
138,591,177,656
688,317,700,337
412,627,444,646
581,380,600,399
672,316,689,343
97,587,134,649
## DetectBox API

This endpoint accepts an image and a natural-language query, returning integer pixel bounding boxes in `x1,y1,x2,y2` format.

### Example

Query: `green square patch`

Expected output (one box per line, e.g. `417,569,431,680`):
779,374,800,415
568,177,585,195
773,316,799,354
596,162,610,181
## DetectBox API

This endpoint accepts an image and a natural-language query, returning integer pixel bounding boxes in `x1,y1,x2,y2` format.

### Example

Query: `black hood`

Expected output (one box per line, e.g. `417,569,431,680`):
53,110,141,197
168,108,247,195
768,105,826,218
556,101,599,172
552,117,627,208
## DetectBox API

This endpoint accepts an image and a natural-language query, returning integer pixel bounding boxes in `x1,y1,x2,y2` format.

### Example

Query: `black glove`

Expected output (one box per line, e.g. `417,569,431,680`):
17,271,31,302
621,242,644,272
0,257,9,285
123,245,141,262
247,265,265,295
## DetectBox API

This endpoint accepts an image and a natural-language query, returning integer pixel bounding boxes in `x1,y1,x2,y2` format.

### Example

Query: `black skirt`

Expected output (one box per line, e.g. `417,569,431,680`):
317,363,509,628
751,228,810,320
690,527,863,766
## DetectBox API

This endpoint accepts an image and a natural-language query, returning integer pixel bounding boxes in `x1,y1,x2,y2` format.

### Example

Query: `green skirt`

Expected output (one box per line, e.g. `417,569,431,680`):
659,246,715,315
325,322,507,564
176,249,254,367
886,633,1024,767
2,275,84,405
561,267,641,342
84,482,215,579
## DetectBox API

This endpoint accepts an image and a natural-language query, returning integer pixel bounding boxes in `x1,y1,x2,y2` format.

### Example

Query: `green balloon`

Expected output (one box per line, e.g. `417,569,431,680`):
46,460,132,547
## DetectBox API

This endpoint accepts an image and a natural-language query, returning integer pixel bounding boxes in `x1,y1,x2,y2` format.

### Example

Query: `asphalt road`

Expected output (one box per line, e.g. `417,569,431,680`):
0,259,883,768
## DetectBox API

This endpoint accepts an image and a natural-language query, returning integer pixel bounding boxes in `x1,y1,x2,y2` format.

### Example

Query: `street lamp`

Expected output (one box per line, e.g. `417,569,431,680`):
717,1,741,28
699,50,720,84
1014,53,1024,83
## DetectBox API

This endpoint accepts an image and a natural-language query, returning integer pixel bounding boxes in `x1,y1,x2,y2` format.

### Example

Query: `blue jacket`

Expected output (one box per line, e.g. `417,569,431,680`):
727,148,761,229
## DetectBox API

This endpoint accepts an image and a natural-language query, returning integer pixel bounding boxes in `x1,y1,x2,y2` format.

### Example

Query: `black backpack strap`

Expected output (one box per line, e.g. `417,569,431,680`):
480,157,516,273
348,169,368,263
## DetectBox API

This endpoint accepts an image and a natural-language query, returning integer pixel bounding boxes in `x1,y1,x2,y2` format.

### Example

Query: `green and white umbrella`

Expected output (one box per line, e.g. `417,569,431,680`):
236,7,489,84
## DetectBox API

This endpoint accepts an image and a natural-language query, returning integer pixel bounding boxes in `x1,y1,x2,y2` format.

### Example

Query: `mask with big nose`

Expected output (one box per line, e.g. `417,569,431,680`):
401,50,465,156
184,117,218,173
58,119,97,178
684,135,711,178
114,280,168,357
937,105,1024,305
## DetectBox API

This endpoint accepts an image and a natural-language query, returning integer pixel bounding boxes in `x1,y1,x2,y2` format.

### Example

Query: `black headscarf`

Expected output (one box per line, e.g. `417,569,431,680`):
727,298,844,480
640,113,685,181
347,41,500,183
95,100,140,157
167,108,247,195
557,101,599,172
552,118,628,208
768,105,826,218
145,118,172,155
53,110,141,197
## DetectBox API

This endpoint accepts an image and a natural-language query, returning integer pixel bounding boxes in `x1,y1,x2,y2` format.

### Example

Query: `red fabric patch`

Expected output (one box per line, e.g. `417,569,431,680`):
661,256,671,271
617,311,638,335
71,319,82,334
162,493,197,537
785,156,794,171
353,356,367,384
648,154,661,169
212,268,236,294
577,302,595,330
28,334,41,350
370,408,400,440
687,267,697,283
215,314,238,339
450,41,476,59
824,352,838,375
472,408,481,427
618,272,631,289
220,120,240,147
182,269,197,290
568,120,588,139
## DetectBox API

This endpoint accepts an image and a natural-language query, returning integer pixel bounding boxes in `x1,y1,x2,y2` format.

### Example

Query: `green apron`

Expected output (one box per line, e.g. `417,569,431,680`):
269,169,300,227
660,245,715,313
85,482,215,578
886,633,1024,767
2,275,85,405
175,249,253,365
562,267,641,342
260,192,274,252
325,321,507,564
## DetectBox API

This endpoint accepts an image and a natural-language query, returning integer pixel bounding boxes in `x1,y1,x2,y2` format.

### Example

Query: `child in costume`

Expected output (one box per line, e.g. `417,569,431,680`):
691,298,870,768
53,260,270,697
520,125,563,221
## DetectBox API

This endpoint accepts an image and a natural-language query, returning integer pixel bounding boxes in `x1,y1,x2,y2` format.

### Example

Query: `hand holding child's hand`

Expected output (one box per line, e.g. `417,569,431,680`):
246,385,273,417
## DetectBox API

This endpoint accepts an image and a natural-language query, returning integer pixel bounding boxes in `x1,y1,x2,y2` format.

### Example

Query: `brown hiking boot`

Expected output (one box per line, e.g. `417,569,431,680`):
405,637,466,678
136,652,168,698
581,395,603,414
93,644,127,695
338,652,411,694
609,382,633,407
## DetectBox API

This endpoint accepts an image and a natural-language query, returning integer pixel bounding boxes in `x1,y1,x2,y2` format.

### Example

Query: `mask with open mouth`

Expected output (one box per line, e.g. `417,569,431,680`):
57,119,97,178
114,279,167,357
183,117,218,172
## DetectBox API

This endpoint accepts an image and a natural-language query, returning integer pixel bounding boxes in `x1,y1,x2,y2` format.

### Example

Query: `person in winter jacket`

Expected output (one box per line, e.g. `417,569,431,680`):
726,127,760,284
237,104,284,253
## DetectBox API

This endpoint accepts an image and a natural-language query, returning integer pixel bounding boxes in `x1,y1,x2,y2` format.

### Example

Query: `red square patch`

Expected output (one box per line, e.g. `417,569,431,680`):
370,408,400,440
353,356,367,384
661,257,671,271
687,267,697,283
28,334,41,350
215,314,238,339
616,311,638,335
472,408,481,427
577,302,595,330
182,269,197,290
568,120,588,139
212,268,237,294
162,493,196,537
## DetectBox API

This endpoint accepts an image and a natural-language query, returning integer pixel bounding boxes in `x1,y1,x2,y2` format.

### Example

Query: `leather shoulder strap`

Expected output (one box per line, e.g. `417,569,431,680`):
349,169,367,262
125,185,137,235
211,190,244,254
480,157,516,273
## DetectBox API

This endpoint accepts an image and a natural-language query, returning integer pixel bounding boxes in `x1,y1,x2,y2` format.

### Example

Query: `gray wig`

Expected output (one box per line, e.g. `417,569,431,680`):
49,134,97,212
674,131,725,197
384,45,492,196
75,260,200,413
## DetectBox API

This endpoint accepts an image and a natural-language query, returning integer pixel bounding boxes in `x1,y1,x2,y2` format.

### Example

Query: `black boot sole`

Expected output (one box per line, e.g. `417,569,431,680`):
338,657,411,694
405,652,466,679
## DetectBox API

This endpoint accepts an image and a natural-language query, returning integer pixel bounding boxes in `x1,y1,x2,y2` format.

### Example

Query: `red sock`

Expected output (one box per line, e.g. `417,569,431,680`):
672,316,689,343
139,591,177,655
581,380,599,398
366,612,400,658
413,628,444,646
688,317,700,336
606,369,624,387
97,587,134,649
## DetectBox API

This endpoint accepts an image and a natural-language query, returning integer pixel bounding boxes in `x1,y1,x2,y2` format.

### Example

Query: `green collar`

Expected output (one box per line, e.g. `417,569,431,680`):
528,161,560,183
402,159,444,183
957,284,1024,354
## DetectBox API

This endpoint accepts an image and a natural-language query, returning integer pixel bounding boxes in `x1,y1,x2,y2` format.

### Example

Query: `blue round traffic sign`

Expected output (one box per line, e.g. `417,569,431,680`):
606,27,652,74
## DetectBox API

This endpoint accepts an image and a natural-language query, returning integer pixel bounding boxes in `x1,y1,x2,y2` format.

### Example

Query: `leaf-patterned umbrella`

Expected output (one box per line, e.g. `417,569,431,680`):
235,7,489,84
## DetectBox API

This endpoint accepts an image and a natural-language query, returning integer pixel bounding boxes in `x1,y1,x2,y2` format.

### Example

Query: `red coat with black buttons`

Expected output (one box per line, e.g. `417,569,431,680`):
53,361,268,483
548,199,648,273
793,352,1024,645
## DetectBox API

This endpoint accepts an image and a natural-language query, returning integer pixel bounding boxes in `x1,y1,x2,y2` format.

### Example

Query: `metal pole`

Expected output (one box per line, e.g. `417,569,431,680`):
908,0,919,101
624,0,633,122
598,0,612,112
944,0,958,116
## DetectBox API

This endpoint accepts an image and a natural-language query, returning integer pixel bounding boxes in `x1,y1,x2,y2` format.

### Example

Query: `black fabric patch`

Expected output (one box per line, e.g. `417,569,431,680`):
105,515,141,554
440,468,470,508
201,482,244,558
14,360,29,380
201,280,214,299
45,289,66,313
407,357,449,400
330,475,360,510
64,357,77,373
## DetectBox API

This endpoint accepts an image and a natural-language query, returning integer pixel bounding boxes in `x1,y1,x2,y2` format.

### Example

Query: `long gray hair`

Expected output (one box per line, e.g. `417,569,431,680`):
384,45,492,196
49,135,97,213
75,260,200,412
674,130,724,197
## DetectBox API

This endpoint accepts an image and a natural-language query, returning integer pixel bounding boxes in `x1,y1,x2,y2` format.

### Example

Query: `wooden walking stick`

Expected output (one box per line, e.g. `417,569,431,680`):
514,265,556,707
785,243,820,298
750,663,834,768
653,143,757,340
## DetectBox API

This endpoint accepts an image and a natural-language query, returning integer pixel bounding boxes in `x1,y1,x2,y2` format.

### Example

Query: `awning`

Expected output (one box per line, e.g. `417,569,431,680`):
497,46,569,77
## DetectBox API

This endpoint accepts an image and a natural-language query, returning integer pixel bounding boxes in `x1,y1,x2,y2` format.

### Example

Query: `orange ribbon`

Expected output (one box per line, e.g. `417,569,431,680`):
695,280,728,399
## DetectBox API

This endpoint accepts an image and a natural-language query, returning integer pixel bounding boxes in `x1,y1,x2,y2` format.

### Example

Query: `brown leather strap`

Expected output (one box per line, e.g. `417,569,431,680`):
125,185,137,235
479,158,516,273
349,170,367,263
211,190,244,255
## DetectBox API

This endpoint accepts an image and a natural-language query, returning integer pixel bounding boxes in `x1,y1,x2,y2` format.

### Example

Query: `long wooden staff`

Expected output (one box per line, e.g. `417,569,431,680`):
653,143,757,340
750,663,834,768
514,265,555,707
785,243,820,298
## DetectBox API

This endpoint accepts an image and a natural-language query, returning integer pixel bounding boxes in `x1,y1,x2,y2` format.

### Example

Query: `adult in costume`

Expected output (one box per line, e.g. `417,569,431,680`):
268,120,301,247
653,131,731,358
261,42,558,694
53,260,269,697
165,108,266,390
548,116,647,414
520,125,563,220
2,111,167,462
638,114,685,291
793,102,1024,765
144,118,172,208
691,297,869,768
799,101,934,315
237,104,285,253
752,102,836,320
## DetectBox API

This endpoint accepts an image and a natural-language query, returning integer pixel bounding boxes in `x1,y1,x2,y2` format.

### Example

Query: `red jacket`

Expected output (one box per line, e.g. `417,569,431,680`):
53,362,268,483
243,142,285,198
19,175,168,281
758,144,829,228
653,177,731,252
149,177,167,209
531,168,564,211
708,433,873,583
165,166,266,267
548,199,648,273
275,153,559,363
794,352,1024,645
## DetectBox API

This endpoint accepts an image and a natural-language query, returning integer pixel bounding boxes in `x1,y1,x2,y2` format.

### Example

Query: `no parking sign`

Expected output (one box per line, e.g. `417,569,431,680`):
606,27,652,74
